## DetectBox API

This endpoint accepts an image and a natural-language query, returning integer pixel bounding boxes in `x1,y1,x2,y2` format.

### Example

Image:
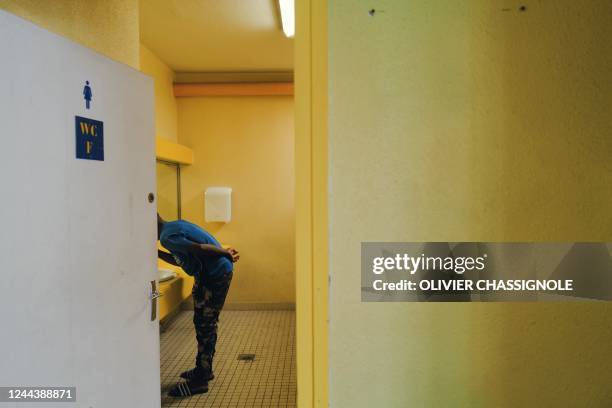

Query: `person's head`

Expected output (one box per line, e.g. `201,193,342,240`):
157,213,165,239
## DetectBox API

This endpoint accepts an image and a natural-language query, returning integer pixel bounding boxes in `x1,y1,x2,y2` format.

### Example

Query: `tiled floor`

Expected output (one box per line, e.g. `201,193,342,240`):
160,310,296,407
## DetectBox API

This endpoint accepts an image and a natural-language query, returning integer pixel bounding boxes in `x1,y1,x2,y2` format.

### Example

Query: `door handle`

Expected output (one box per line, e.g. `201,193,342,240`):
150,280,163,321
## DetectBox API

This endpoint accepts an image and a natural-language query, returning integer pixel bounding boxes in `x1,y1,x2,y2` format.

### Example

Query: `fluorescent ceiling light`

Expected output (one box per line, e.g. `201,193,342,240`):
278,0,295,38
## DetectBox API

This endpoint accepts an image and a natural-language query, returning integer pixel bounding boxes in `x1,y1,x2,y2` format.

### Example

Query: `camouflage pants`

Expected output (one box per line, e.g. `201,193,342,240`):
192,273,232,378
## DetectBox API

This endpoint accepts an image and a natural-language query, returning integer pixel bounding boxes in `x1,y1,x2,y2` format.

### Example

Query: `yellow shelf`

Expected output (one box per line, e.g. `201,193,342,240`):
156,137,194,165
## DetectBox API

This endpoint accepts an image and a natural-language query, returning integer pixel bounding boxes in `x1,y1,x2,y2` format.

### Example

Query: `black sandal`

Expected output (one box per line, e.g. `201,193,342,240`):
167,380,208,397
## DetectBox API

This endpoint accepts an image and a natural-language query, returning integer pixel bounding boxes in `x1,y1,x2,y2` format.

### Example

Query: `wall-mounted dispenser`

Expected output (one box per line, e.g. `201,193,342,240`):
205,187,232,222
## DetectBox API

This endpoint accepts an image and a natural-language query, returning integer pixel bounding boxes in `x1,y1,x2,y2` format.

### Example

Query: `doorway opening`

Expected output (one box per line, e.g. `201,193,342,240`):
142,2,298,406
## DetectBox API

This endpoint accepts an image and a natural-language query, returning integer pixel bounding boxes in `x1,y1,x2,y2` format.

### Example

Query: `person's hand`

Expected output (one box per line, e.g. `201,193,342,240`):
227,247,240,263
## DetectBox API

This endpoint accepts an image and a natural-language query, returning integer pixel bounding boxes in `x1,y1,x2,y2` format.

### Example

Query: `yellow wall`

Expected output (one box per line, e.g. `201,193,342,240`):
140,44,179,142
0,0,139,69
178,97,295,305
328,1,612,407
156,161,179,220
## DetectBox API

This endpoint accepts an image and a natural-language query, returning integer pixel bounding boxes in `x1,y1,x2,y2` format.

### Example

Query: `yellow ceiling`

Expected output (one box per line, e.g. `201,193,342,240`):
140,0,293,72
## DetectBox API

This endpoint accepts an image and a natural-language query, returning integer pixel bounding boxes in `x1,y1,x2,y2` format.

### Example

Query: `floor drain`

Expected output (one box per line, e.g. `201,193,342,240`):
237,353,256,361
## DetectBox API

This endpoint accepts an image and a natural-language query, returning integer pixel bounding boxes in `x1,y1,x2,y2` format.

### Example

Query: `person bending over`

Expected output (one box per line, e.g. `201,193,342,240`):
157,214,239,397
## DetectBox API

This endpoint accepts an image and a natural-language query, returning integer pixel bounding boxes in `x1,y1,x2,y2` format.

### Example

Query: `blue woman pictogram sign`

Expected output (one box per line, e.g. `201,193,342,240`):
83,80,93,109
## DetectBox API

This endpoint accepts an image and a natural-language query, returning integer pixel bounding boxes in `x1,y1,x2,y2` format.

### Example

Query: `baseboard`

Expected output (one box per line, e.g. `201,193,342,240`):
181,297,295,311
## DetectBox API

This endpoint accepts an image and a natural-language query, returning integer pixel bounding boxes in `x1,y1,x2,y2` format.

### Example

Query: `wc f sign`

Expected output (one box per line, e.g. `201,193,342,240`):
75,80,103,161
75,116,104,161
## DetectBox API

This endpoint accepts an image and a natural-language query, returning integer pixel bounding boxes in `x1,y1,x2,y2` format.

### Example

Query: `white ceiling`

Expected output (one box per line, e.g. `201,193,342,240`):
140,0,294,73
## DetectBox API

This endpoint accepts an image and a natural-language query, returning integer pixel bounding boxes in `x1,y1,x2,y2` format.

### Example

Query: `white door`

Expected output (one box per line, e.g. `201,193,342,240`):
0,10,160,408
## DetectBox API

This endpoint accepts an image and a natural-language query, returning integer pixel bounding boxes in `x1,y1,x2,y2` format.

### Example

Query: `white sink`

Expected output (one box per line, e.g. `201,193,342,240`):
158,268,177,282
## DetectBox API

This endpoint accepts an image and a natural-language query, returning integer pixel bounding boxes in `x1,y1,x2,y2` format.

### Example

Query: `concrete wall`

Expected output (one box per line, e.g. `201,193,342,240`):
328,1,612,406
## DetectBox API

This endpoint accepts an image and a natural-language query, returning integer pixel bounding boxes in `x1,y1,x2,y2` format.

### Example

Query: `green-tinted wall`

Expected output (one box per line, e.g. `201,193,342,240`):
328,1,612,406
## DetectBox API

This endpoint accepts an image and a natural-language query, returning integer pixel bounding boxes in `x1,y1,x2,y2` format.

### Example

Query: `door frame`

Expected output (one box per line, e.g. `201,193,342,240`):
295,0,328,407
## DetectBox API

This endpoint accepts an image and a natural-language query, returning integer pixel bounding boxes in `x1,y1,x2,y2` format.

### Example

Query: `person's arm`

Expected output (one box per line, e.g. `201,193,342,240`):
187,244,240,263
158,249,179,266
162,232,240,263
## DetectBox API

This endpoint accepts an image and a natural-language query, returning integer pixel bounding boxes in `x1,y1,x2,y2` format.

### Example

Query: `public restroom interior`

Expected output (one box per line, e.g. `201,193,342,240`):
142,2,296,406
0,0,296,407
1,0,296,405
5,0,612,407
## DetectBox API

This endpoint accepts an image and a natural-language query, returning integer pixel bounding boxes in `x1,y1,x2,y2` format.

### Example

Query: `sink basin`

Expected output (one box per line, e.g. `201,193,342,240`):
158,268,177,282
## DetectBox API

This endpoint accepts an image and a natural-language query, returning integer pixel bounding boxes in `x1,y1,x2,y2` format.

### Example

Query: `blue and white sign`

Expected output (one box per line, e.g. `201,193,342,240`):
75,116,104,161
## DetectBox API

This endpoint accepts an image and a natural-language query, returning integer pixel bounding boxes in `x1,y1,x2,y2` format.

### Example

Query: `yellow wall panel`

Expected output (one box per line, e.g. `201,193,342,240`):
140,44,179,142
0,0,139,68
178,96,295,305
156,161,179,220
328,1,612,407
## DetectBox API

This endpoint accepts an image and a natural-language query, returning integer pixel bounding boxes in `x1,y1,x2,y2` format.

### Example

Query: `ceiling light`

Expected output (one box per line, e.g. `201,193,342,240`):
278,0,295,38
